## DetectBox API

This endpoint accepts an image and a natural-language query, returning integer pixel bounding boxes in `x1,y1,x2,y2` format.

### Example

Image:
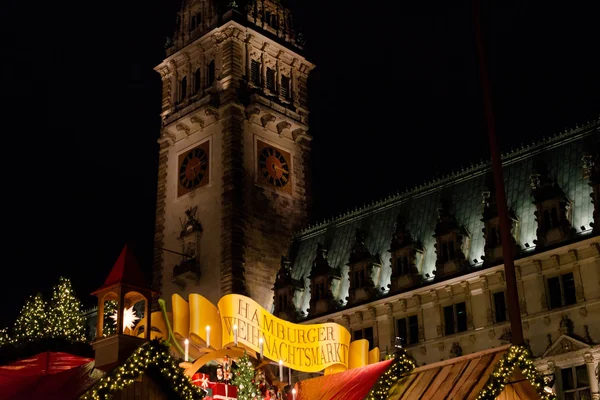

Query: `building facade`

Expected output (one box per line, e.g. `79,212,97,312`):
149,1,600,398
152,0,315,311
273,120,600,397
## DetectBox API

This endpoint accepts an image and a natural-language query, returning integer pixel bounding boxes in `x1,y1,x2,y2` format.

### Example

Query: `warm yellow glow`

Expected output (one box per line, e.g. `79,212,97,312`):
111,306,139,331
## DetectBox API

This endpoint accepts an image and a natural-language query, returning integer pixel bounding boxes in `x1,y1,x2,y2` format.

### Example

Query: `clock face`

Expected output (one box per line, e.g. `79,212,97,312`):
177,141,210,197
257,140,292,194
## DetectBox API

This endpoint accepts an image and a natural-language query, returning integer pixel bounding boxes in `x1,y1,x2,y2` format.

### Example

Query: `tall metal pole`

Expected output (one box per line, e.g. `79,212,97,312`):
472,0,524,345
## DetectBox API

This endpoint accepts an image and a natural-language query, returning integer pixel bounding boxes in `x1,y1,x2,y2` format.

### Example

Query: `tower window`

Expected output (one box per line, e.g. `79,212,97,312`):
194,68,201,93
206,60,215,87
179,76,187,103
191,12,201,30
547,272,577,309
266,67,276,92
250,60,261,85
281,75,290,99
444,302,467,335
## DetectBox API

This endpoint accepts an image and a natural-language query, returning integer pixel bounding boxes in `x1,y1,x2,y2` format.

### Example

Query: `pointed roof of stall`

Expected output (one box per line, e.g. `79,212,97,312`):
92,244,152,294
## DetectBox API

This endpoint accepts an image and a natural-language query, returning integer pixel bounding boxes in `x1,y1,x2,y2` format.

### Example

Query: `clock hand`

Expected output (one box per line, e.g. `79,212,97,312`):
273,165,288,173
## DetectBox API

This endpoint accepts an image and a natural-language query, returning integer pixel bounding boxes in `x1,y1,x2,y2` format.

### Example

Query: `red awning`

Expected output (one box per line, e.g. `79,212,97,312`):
0,352,103,400
294,359,394,400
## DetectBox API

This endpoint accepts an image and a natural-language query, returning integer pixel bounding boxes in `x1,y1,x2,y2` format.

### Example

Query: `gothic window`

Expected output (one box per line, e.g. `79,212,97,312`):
194,68,201,93
551,207,559,227
271,13,279,29
354,269,366,288
547,272,577,309
206,60,215,87
441,240,455,263
396,256,409,275
179,76,187,102
266,67,276,92
493,291,507,323
312,280,326,301
277,293,289,312
281,75,291,99
444,302,467,335
396,315,419,346
487,226,502,248
561,365,590,400
250,60,261,85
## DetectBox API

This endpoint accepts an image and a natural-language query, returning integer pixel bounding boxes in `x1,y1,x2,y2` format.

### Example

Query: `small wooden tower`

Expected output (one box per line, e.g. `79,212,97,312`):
91,244,155,370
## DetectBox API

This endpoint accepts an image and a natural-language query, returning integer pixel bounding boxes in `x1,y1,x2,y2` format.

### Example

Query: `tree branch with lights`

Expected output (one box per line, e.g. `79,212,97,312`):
365,349,416,400
82,339,206,400
475,345,556,400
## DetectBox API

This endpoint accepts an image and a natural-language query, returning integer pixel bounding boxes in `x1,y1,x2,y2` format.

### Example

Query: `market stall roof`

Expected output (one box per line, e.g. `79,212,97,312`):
295,358,394,400
92,244,152,294
388,345,541,400
0,351,103,400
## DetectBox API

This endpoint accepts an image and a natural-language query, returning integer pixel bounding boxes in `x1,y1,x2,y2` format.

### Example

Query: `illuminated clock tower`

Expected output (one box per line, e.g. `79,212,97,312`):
153,0,314,310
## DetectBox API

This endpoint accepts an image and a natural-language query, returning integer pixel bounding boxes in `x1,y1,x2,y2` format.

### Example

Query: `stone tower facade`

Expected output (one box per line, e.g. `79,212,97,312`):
153,0,315,310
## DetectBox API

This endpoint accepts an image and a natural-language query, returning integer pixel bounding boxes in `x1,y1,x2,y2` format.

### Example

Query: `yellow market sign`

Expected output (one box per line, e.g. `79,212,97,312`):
219,295,350,372
150,293,376,374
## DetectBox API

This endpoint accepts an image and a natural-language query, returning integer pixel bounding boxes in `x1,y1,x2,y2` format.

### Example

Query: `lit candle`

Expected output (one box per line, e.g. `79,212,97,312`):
259,337,264,358
279,360,283,382
292,388,297,400
233,324,238,346
206,325,211,348
288,367,292,385
184,338,189,362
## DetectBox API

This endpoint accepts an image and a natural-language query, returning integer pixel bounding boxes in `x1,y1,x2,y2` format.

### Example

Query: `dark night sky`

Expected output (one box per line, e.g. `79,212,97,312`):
0,0,598,327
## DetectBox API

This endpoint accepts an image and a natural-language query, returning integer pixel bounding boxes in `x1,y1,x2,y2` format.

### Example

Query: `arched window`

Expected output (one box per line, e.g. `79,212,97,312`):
489,227,497,248
550,207,559,228
179,76,187,103
194,68,201,93
206,60,215,87
543,209,551,229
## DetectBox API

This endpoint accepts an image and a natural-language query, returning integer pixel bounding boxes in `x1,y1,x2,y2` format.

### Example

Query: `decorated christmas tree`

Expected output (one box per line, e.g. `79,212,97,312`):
0,327,11,346
13,293,47,343
46,277,86,343
232,352,260,400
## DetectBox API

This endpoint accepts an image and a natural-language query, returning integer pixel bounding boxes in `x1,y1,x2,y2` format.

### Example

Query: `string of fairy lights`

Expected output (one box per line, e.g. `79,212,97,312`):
476,345,556,400
365,350,416,400
82,340,206,400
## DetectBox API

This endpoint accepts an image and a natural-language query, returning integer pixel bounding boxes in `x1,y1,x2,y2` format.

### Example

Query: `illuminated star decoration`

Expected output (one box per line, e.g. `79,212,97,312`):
111,306,139,331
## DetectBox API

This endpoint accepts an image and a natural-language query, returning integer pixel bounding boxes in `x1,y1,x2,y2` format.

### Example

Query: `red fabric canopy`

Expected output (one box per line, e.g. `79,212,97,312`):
294,359,394,400
0,352,102,400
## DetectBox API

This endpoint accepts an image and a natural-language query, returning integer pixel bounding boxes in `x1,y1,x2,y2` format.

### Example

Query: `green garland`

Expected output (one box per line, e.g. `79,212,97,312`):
365,350,416,400
82,339,205,400
476,345,556,400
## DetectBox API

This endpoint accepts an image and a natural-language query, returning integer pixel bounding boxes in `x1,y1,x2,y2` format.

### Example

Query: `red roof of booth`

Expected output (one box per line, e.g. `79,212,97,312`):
294,358,394,400
0,352,103,399
92,244,151,293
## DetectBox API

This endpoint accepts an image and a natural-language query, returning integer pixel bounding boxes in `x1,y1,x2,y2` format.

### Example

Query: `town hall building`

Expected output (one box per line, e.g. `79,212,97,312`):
151,0,600,398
